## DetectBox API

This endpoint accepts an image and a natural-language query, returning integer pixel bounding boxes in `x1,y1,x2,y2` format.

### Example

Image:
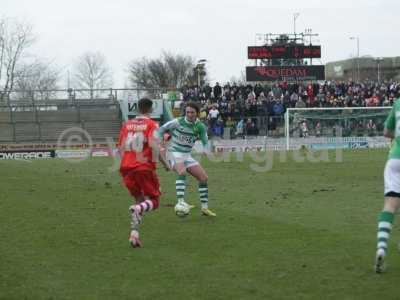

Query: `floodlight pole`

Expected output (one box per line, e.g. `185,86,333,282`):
350,36,360,81
373,57,383,83
293,13,300,39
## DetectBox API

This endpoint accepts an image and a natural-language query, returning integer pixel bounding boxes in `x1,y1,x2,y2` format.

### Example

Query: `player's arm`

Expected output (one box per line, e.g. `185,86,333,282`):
158,119,179,138
384,128,394,139
384,105,396,139
158,119,179,150
149,123,171,171
198,123,211,155
117,123,127,156
158,151,170,171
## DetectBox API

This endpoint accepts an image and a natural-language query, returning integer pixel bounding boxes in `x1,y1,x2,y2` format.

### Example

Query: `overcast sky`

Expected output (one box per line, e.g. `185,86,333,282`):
3,0,399,87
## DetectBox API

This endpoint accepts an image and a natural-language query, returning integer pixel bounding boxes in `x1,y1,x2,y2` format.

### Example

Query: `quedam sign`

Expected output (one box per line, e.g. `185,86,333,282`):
246,65,325,81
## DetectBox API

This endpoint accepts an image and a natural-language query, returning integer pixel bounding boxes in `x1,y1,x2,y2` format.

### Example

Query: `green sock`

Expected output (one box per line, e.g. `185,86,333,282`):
377,211,395,252
199,182,208,209
176,175,186,204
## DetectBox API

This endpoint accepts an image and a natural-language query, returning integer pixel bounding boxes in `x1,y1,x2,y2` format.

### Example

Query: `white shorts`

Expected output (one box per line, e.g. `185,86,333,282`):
384,159,400,195
166,151,199,170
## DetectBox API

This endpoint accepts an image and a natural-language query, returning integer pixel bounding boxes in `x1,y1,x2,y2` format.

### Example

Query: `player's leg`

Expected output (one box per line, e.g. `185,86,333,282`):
122,170,143,228
375,196,400,272
129,194,144,229
168,151,193,208
121,170,143,247
128,230,142,248
130,170,161,216
187,161,216,217
375,159,400,272
128,170,161,248
174,163,188,206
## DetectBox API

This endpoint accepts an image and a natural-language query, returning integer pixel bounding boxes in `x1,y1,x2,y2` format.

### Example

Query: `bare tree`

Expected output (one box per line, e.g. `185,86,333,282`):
14,59,60,100
72,51,113,99
127,51,195,90
0,17,35,101
230,70,247,86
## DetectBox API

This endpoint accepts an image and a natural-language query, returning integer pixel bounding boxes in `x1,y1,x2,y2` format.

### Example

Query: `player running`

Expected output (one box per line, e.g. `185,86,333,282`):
374,98,400,272
118,98,168,248
158,101,216,217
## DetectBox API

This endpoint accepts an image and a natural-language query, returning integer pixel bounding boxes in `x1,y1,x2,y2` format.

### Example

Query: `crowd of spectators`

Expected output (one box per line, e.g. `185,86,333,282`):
177,80,400,138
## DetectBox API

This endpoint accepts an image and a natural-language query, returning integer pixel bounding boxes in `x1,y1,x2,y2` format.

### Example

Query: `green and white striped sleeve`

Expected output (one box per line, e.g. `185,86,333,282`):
158,119,179,138
198,122,210,152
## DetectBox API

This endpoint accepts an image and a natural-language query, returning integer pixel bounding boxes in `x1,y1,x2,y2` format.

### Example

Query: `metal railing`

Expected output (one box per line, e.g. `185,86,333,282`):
0,88,166,105
0,88,159,143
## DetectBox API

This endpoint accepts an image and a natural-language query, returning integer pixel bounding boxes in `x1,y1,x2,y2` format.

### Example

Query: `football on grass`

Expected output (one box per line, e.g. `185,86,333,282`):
174,203,190,217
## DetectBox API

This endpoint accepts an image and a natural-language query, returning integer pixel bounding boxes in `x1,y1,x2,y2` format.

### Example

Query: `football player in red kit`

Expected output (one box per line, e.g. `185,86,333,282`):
118,98,169,248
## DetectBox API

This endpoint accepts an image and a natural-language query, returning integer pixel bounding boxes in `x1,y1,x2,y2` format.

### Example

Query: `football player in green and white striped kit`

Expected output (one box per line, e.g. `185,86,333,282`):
375,98,400,273
159,102,216,217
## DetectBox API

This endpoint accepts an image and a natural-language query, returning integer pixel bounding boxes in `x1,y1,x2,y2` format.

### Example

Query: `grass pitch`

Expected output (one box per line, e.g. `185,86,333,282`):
1,149,400,299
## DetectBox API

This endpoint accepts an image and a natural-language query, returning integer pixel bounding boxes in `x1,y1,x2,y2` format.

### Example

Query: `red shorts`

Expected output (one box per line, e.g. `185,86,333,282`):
121,169,161,200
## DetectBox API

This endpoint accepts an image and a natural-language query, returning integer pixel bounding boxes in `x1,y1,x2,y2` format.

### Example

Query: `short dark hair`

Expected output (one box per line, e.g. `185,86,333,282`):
138,98,153,114
185,101,200,114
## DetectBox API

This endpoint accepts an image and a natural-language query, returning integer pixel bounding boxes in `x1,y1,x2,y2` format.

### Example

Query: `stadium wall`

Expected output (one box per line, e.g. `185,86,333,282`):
325,56,400,81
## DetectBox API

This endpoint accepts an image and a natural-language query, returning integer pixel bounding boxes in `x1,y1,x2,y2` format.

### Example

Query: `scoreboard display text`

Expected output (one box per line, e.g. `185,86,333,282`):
248,45,321,59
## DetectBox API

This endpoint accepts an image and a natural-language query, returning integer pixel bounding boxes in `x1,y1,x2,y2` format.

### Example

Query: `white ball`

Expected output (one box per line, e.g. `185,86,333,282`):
174,203,190,217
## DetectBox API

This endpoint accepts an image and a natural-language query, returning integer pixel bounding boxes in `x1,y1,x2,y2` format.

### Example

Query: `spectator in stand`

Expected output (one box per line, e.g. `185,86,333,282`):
199,107,207,122
236,119,244,138
212,116,224,138
367,119,377,136
249,98,258,117
245,118,253,136
208,104,220,130
290,92,299,107
225,117,236,138
272,83,283,99
223,83,231,98
273,100,284,116
296,96,306,108
178,79,400,138
203,83,212,99
370,93,380,106
254,83,263,97
258,91,267,103
218,96,229,118
315,121,322,137
282,91,291,108
300,120,309,138
306,83,314,105
383,96,391,106
213,82,222,99
246,119,259,136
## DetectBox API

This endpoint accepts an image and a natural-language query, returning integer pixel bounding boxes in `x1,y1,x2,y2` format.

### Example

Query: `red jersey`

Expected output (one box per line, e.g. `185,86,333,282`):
118,116,159,172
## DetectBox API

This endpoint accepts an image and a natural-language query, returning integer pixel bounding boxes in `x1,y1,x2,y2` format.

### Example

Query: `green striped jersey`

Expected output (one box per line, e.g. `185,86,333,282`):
159,117,208,153
384,98,400,159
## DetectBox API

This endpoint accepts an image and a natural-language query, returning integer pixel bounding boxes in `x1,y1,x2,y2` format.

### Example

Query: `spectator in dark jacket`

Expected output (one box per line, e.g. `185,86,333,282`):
213,82,222,99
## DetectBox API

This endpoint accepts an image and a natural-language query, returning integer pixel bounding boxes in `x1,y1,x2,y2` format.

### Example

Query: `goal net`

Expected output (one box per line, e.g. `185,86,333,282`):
284,107,392,150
